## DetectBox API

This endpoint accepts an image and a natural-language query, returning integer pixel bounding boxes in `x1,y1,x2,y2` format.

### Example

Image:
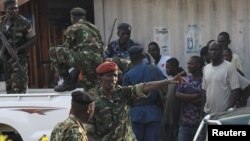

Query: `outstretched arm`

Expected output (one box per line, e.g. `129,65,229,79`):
139,72,184,94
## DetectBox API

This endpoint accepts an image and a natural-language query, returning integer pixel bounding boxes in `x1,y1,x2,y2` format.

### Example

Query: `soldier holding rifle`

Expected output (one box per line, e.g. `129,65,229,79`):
0,0,36,93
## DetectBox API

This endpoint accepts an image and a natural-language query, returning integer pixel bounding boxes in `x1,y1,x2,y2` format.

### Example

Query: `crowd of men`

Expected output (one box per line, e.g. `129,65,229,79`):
49,8,250,141
0,0,250,141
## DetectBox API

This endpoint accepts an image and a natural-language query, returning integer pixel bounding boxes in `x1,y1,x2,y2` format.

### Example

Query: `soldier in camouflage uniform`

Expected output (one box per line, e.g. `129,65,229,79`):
88,61,181,141
50,90,95,141
49,7,103,92
0,0,36,93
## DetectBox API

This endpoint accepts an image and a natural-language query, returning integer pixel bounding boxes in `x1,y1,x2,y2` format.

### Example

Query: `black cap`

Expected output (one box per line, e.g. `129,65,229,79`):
117,23,132,32
128,45,144,56
3,0,17,9
71,90,95,105
70,7,86,17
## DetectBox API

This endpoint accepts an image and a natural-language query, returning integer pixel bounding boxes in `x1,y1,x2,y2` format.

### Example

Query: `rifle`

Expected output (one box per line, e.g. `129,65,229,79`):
0,30,24,71
104,18,117,52
107,18,117,45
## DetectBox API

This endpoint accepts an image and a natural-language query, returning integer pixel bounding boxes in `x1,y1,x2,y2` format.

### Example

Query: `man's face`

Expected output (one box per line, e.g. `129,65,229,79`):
209,43,223,62
217,35,230,48
6,4,18,18
148,44,160,59
222,50,232,62
100,71,118,90
118,30,130,44
166,62,175,76
86,102,95,121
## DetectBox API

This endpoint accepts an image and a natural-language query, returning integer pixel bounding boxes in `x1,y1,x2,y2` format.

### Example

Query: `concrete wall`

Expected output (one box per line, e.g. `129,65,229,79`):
94,0,250,79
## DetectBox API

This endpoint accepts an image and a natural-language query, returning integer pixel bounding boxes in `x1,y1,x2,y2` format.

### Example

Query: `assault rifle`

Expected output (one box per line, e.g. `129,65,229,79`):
0,30,24,71
103,18,117,52
107,18,117,46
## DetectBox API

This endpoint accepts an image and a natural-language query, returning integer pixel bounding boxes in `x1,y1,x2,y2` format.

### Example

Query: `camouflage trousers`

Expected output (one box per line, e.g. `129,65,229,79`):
3,56,28,94
49,47,103,90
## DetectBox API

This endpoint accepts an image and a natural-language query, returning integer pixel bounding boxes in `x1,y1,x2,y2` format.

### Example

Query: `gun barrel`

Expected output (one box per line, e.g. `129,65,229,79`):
0,31,24,71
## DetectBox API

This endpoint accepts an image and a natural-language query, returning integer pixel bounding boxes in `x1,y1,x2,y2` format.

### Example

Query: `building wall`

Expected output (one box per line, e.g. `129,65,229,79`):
94,0,250,79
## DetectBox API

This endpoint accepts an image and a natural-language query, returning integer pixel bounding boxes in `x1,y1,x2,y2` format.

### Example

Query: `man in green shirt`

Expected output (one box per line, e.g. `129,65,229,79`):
89,61,182,141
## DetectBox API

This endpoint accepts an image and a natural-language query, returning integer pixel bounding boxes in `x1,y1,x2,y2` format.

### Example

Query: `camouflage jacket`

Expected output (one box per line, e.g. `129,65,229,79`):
63,19,103,55
50,115,88,141
103,39,138,59
0,14,35,57
91,84,146,141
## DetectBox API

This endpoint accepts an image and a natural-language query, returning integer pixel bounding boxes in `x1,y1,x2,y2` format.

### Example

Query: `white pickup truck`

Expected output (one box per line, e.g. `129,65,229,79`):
0,85,82,141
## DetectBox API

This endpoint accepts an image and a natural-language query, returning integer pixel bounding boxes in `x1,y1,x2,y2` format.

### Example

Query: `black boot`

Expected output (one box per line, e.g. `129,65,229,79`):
70,68,81,86
54,71,77,92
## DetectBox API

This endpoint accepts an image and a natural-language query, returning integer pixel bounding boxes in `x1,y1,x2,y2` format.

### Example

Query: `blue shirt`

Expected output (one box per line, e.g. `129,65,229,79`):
103,39,138,59
123,63,165,122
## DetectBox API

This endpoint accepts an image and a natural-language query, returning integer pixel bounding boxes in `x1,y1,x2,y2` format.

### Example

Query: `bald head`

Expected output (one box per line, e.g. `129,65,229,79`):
208,41,224,65
209,41,222,50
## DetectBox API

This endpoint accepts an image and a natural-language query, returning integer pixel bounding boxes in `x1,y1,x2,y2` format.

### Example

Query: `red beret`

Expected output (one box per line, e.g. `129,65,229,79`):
96,61,118,74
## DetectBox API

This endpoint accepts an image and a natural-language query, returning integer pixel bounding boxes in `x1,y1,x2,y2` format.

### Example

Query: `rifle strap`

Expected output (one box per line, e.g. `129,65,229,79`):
0,22,5,58
13,18,17,49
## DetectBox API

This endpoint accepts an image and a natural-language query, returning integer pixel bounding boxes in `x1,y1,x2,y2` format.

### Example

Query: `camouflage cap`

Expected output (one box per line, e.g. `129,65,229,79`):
70,7,86,17
117,23,132,32
128,45,144,56
71,90,95,105
3,0,17,9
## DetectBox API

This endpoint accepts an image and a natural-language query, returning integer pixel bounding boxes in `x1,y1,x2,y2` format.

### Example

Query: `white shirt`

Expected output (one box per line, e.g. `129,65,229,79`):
231,53,243,71
202,61,240,114
156,55,171,78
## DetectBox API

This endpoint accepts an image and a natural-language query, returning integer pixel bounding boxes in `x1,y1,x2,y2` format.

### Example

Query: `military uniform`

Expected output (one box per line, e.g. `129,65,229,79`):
51,90,95,141
103,23,138,74
0,13,35,93
50,115,88,141
91,84,148,141
103,23,134,59
49,18,103,90
104,39,137,59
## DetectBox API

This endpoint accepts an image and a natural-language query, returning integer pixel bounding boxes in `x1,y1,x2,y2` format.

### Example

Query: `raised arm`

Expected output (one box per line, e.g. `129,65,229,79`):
139,71,184,94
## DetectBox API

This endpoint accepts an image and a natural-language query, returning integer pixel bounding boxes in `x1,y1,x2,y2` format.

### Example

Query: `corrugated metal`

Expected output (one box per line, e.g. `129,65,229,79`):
94,0,250,79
